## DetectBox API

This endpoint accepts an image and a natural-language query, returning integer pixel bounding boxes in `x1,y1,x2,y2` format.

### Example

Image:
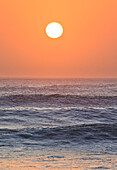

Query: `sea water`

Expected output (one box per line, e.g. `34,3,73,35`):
0,79,117,169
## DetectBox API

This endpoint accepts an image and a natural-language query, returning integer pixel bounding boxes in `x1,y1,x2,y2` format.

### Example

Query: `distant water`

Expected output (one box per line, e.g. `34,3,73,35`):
0,79,117,169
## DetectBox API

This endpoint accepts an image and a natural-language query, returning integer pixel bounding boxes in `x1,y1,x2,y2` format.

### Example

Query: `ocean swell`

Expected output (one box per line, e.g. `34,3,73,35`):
0,94,117,107
0,123,117,147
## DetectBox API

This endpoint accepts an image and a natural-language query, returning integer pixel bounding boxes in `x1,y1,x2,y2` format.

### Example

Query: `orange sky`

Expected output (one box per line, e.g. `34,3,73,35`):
0,0,117,78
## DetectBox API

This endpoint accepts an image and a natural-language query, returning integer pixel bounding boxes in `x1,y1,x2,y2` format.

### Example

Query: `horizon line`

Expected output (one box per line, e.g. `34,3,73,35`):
0,77,117,79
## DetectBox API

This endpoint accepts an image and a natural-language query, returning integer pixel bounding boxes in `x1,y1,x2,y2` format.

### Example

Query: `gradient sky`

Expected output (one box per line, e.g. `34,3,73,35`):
0,0,117,78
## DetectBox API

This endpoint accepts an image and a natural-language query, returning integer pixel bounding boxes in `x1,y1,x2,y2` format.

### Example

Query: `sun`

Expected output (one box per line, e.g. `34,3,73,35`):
46,22,63,39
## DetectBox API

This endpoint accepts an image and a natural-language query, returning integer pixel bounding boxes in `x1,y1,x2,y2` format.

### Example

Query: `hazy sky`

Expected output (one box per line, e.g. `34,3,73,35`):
0,0,117,78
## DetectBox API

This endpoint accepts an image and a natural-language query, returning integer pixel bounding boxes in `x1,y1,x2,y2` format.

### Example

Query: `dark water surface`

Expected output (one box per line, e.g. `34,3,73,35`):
0,79,117,169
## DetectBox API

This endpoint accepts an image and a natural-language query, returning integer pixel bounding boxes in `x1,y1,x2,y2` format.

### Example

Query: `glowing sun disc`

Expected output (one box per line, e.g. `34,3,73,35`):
46,22,63,39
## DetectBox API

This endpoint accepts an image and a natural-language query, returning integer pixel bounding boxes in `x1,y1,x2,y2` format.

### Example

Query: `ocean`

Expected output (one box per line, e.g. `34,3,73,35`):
0,79,117,169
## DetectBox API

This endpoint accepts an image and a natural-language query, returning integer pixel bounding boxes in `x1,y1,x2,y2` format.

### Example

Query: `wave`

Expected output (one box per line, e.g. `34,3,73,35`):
0,123,117,145
0,94,117,106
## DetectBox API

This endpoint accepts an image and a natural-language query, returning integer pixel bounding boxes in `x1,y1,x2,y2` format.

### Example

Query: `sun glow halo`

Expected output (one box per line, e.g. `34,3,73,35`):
46,22,63,39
